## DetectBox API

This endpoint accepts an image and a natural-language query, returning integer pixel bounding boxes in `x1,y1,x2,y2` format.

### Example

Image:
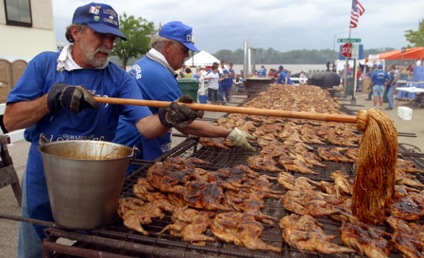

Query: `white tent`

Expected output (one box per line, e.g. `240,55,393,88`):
184,50,219,67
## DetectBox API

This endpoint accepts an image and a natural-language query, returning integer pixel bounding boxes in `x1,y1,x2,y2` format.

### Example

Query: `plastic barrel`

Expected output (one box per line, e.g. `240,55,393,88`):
177,79,199,102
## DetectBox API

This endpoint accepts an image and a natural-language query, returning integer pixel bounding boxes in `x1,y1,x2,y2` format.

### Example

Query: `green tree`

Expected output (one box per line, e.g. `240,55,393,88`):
112,13,156,67
404,19,424,47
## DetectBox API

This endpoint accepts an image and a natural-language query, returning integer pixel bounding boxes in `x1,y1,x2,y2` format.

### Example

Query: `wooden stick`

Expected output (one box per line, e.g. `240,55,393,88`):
93,97,358,124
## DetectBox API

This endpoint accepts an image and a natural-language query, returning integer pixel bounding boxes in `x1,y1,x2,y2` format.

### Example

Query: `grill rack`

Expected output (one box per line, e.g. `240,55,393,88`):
41,95,424,257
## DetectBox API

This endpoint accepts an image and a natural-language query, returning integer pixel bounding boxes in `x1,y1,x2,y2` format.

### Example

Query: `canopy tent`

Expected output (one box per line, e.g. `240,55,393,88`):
383,47,424,60
184,50,219,67
374,47,424,61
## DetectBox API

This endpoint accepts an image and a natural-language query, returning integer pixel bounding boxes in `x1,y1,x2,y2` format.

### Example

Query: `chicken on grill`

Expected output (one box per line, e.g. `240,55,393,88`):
277,172,320,190
158,207,215,246
387,216,424,258
330,170,353,197
317,147,355,163
281,189,340,217
278,153,317,174
211,212,282,253
339,214,393,258
246,155,282,172
279,214,355,255
117,197,165,236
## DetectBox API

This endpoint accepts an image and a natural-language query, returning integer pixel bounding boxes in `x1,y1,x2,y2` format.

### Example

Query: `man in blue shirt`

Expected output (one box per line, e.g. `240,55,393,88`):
113,21,255,170
371,64,391,109
276,65,294,85
3,4,201,257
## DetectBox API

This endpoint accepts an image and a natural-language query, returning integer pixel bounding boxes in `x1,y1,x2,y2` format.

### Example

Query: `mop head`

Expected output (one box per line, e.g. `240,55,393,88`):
352,108,398,225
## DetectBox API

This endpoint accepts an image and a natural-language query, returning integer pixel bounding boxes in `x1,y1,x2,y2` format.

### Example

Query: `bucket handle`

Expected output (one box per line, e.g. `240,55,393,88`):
131,146,140,160
39,133,50,145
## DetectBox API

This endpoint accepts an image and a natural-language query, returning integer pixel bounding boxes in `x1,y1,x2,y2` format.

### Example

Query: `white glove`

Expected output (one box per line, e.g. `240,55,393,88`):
226,128,256,151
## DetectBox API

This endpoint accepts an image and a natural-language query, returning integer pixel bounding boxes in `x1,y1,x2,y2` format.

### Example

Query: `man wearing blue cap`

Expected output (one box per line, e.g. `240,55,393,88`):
114,21,256,167
3,4,202,257
276,65,294,85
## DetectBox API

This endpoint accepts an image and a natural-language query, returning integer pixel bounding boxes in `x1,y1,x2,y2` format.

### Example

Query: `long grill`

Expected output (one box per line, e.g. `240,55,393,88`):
41,92,424,257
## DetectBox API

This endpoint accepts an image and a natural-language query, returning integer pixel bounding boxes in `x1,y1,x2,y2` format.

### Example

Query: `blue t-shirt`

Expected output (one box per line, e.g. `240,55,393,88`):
277,70,293,85
6,50,152,235
114,57,182,161
219,69,233,91
372,69,391,85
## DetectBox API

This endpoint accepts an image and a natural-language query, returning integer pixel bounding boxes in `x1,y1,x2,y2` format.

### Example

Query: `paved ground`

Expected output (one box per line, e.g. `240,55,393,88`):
0,90,423,257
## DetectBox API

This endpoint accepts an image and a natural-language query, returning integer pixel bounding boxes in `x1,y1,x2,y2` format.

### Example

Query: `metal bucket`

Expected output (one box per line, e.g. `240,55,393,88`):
38,137,135,230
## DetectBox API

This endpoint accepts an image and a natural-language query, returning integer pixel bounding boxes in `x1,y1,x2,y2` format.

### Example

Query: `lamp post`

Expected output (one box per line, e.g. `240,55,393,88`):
401,47,406,68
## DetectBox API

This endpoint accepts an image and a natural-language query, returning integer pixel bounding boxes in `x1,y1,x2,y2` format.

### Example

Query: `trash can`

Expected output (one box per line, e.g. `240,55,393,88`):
177,79,198,102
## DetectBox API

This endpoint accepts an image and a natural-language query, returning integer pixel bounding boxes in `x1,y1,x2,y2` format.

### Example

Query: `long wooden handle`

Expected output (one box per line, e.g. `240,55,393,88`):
93,97,358,124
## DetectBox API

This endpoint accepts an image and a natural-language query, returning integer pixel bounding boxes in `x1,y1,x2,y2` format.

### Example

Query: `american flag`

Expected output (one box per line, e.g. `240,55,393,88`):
349,0,365,28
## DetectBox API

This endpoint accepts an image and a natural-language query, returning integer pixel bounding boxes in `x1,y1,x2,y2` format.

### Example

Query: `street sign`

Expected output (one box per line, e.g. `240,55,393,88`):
337,38,361,43
341,43,352,58
339,44,364,60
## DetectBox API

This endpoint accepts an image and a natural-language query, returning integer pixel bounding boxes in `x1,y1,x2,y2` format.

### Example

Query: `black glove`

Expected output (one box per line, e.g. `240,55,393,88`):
158,96,204,128
47,83,99,113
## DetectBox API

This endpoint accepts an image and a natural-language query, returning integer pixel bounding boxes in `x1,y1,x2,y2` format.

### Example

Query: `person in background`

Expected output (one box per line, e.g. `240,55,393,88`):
205,62,223,105
257,65,266,78
356,68,362,92
299,71,307,85
366,64,378,100
385,64,399,110
194,66,208,103
184,67,193,78
267,68,275,79
371,63,391,109
228,63,235,97
113,21,255,167
219,62,233,103
276,66,294,85
3,4,201,258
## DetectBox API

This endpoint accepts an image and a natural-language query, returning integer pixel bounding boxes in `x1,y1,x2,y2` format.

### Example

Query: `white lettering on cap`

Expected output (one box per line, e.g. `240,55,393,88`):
186,34,192,43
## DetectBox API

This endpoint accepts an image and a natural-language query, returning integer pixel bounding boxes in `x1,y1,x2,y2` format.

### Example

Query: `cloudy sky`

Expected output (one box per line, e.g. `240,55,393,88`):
53,0,423,54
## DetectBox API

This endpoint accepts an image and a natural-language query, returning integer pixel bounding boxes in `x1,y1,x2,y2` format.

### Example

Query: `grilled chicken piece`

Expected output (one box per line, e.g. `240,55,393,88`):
211,212,281,253
279,214,355,255
246,155,282,172
158,207,215,246
299,124,326,144
199,137,230,149
289,151,325,168
396,158,424,173
117,197,164,236
183,180,231,211
389,189,424,221
387,216,424,258
340,214,393,258
345,148,358,161
395,172,424,188
330,170,353,197
317,147,354,163
281,189,340,217
260,144,289,158
277,172,320,190
278,153,317,174
225,189,277,225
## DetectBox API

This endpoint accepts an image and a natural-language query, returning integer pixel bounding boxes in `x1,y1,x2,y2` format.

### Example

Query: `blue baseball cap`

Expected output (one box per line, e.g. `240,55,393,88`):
378,64,383,69
279,65,284,69
159,21,199,52
72,2,127,41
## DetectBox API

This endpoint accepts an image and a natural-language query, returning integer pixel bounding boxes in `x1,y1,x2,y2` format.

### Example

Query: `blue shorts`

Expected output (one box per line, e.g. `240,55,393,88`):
372,85,385,97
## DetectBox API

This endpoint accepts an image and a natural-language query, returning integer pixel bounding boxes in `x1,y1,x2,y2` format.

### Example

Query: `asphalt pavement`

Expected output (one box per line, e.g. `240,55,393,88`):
0,90,423,257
